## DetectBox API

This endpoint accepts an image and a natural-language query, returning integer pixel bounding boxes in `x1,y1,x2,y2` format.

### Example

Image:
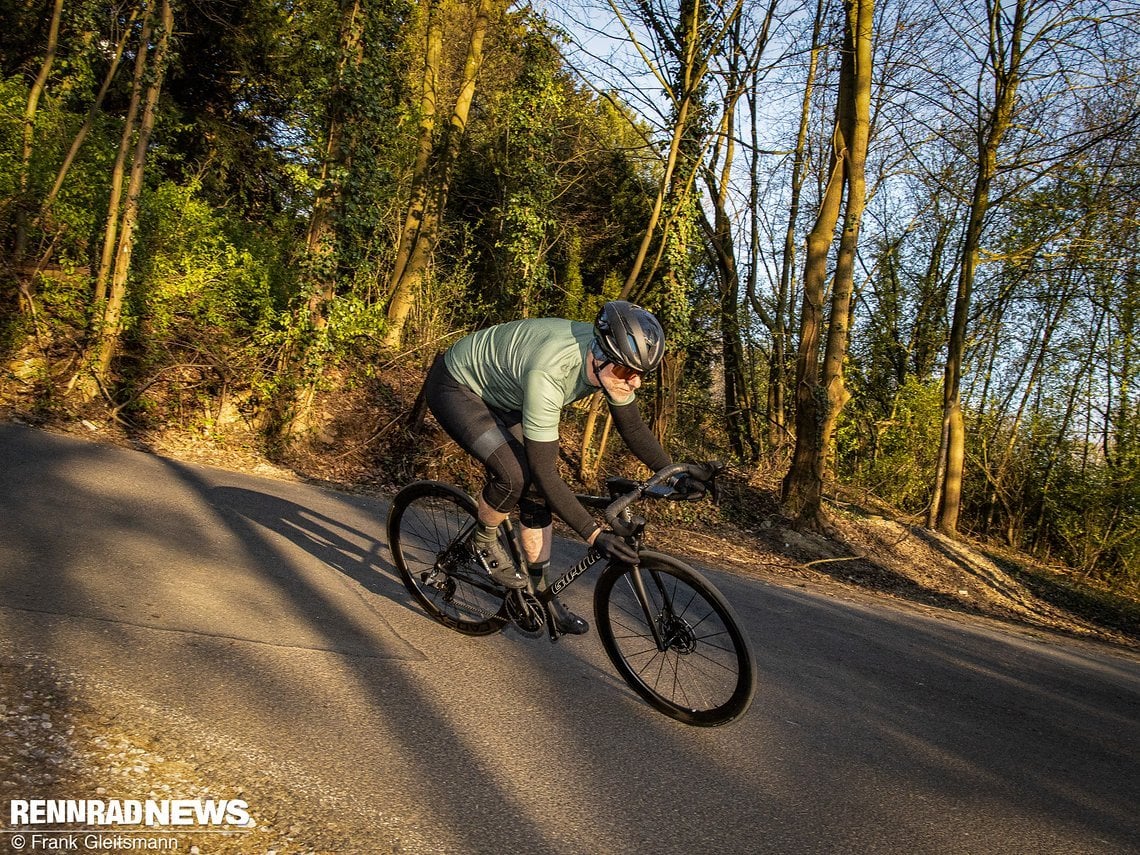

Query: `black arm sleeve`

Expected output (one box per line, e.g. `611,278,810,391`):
525,438,601,541
609,399,672,472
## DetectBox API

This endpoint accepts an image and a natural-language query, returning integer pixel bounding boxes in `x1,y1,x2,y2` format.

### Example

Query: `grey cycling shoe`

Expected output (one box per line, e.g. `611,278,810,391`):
548,595,589,635
472,532,528,589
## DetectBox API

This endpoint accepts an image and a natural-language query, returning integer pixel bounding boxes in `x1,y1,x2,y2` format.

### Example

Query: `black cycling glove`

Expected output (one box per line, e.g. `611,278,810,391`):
592,531,639,564
674,461,719,499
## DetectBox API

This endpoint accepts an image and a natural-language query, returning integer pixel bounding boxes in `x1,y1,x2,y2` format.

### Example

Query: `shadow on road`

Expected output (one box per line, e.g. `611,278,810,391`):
207,484,410,605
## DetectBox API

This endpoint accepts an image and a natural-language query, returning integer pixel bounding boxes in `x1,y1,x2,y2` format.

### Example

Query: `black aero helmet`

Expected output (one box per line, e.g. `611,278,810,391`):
593,300,665,373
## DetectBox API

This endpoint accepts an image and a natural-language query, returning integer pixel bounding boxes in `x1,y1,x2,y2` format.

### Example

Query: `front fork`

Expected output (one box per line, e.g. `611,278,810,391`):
626,564,670,652
609,508,670,652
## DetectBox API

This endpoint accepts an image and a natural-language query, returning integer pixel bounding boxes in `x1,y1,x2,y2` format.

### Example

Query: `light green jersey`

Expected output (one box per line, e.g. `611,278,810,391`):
444,318,633,442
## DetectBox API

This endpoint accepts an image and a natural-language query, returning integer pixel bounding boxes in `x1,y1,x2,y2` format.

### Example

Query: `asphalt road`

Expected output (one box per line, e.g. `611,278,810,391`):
2,421,1138,854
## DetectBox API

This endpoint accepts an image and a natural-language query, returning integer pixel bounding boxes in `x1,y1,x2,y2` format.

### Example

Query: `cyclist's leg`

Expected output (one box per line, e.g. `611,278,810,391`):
424,358,528,588
520,493,588,635
518,499,551,566
468,443,530,588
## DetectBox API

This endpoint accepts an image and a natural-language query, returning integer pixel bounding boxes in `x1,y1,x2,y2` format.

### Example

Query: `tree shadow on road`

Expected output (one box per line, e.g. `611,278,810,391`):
207,485,411,607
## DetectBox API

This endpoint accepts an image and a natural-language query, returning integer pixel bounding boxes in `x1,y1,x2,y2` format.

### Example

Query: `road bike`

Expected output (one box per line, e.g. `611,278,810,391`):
386,463,756,727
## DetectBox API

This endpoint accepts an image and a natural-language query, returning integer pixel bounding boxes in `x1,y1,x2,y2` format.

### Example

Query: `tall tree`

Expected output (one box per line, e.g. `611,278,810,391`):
928,0,1026,534
73,0,174,400
699,0,778,461
40,5,140,218
926,0,1140,535
303,0,366,331
782,0,873,531
93,3,153,306
748,0,825,454
12,0,65,289
386,0,442,306
383,0,500,349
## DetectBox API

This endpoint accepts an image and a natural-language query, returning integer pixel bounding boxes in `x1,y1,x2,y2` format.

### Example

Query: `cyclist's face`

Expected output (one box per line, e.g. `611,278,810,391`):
599,361,642,395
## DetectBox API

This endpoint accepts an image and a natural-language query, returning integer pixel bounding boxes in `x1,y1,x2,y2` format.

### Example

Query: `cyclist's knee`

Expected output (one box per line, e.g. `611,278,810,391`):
483,443,527,512
519,495,551,529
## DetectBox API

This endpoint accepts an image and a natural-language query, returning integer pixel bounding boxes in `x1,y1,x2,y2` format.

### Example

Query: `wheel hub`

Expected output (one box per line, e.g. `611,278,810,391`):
660,614,697,654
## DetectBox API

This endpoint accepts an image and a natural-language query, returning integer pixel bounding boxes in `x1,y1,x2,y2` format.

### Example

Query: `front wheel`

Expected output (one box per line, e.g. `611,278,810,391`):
594,551,756,726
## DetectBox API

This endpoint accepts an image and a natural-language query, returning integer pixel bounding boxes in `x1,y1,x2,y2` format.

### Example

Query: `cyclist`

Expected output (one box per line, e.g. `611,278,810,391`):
422,301,674,636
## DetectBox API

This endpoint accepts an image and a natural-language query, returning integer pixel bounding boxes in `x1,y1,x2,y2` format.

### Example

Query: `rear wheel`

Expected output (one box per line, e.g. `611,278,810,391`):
387,481,508,635
594,552,756,726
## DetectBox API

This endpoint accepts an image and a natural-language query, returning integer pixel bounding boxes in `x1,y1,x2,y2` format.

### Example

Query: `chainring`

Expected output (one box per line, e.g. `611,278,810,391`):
505,590,546,638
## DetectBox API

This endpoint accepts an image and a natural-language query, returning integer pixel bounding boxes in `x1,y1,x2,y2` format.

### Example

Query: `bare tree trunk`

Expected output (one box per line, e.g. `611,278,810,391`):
781,144,844,527
706,153,756,457
782,0,873,532
387,0,442,299
931,0,1025,535
652,347,686,445
819,0,873,456
383,0,497,350
749,0,824,453
702,1,774,462
94,6,155,306
721,276,758,460
75,0,174,401
578,395,606,481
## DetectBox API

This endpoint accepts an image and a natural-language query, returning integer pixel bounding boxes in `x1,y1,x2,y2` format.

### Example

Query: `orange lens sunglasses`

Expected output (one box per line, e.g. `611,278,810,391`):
609,363,643,381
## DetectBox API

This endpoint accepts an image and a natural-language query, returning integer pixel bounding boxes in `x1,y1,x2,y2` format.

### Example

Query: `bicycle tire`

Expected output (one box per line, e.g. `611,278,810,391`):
594,551,756,726
387,480,508,636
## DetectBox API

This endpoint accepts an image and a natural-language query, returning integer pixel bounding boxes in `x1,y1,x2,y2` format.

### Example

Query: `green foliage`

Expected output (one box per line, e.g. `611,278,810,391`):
656,191,701,347
837,376,943,511
450,12,656,324
119,179,287,421
0,77,24,193
1044,453,1140,587
133,180,281,334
